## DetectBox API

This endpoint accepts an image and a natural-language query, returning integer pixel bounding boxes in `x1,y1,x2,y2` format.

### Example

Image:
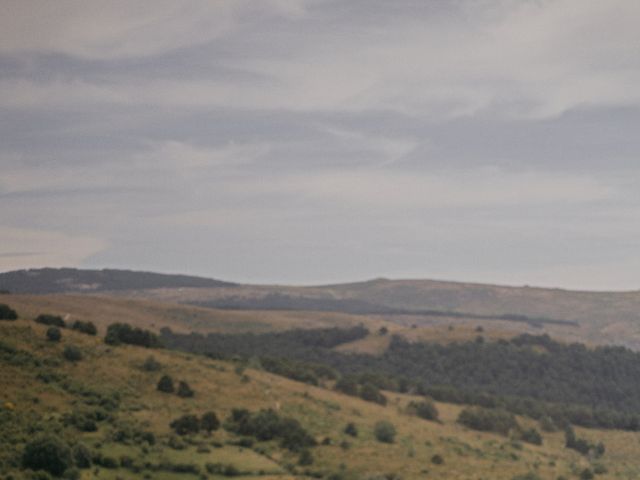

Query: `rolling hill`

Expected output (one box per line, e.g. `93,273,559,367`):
3,268,640,349
1,312,630,480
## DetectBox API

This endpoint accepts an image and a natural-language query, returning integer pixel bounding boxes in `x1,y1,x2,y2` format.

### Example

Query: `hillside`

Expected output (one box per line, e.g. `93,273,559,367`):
1,313,633,480
4,267,640,348
0,268,235,294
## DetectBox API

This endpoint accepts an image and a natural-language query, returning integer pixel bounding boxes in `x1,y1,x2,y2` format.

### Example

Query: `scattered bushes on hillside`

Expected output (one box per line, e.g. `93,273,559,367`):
104,322,160,348
373,420,396,443
46,326,62,342
71,320,97,336
0,303,17,320
22,434,73,476
157,375,174,393
224,408,316,451
36,314,66,328
407,399,439,421
457,407,518,436
63,345,83,362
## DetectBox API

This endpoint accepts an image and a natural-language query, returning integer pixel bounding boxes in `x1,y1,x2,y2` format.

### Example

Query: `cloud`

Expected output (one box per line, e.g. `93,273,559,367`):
0,0,310,59
2,1,640,118
0,228,107,271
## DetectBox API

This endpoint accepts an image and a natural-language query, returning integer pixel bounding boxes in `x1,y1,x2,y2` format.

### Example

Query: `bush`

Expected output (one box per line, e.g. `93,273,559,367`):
201,411,220,433
408,400,439,421
71,320,97,336
22,434,72,476
104,322,159,348
46,327,62,342
519,427,542,445
299,449,314,466
206,463,240,476
0,303,17,320
142,355,161,371
72,443,92,469
374,420,396,443
62,467,80,480
431,454,444,465
579,469,594,480
63,345,83,362
36,314,66,328
170,414,200,435
157,375,174,393
344,422,358,437
457,407,518,435
360,383,387,405
177,381,195,398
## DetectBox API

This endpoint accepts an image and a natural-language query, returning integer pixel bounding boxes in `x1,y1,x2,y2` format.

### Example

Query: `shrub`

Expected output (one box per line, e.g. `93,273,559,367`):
299,449,314,466
62,467,80,480
46,327,62,342
0,303,17,320
538,415,557,432
374,420,396,443
344,422,358,437
157,375,174,393
22,434,72,476
142,355,161,371
579,469,594,480
360,383,387,405
170,414,200,435
104,322,159,348
71,320,97,336
72,443,92,469
206,463,240,476
431,454,444,465
519,427,542,445
63,345,83,362
335,376,359,396
408,400,439,421
457,407,518,435
177,381,195,398
36,314,66,328
201,411,220,433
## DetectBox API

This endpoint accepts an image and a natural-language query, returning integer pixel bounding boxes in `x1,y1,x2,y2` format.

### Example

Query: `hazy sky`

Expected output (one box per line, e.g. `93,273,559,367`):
2,0,640,289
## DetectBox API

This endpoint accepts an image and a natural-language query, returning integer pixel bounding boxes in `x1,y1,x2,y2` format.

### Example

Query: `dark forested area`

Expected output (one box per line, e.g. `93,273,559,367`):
160,328,640,431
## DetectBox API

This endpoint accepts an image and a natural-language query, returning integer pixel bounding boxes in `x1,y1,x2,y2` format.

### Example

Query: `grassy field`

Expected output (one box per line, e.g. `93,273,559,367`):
1,309,636,480
0,293,392,336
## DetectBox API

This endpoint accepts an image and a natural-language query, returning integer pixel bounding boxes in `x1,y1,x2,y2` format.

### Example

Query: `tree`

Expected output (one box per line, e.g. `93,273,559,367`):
35,314,66,328
0,303,17,320
408,400,439,421
335,376,359,396
170,414,200,435
374,420,396,443
105,322,159,348
22,434,72,476
360,383,387,405
201,411,220,433
177,381,195,398
63,345,83,362
157,375,174,393
71,320,97,336
46,326,62,342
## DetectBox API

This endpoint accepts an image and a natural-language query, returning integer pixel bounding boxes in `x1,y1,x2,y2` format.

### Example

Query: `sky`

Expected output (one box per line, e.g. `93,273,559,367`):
1,0,640,290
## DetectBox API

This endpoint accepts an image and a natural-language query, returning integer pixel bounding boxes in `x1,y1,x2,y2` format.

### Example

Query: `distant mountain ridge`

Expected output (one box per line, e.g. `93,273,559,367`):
0,267,236,294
